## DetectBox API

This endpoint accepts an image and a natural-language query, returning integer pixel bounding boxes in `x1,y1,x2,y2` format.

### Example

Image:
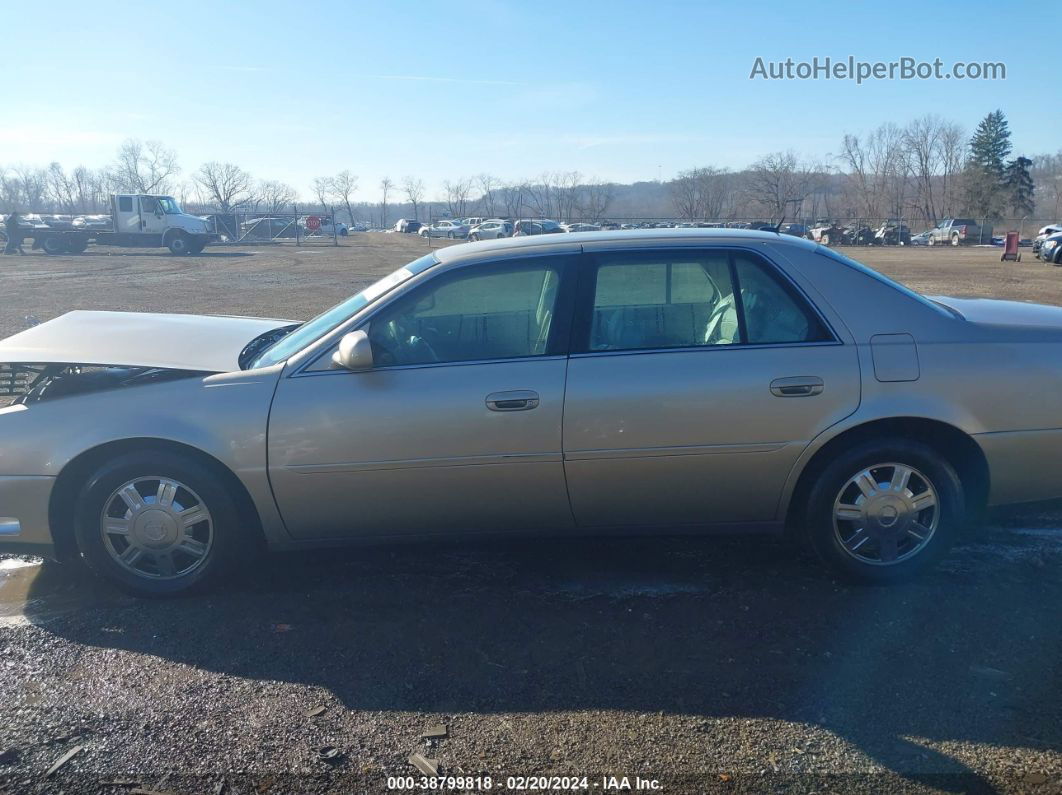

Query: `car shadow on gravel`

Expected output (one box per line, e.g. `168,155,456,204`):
22,530,1062,791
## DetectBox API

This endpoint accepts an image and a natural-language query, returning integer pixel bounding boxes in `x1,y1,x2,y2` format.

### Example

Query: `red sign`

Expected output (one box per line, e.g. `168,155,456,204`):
305,215,321,231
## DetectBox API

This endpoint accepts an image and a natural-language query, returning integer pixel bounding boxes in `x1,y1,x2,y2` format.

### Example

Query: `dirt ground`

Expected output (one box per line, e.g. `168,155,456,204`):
0,235,1060,794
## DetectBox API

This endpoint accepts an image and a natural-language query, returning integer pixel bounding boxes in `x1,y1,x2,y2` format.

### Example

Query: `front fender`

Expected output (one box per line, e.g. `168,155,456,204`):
0,366,290,546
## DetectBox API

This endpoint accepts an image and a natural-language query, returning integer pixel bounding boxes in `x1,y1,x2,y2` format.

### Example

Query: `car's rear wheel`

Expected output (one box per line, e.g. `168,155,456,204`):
73,451,243,596
805,439,963,583
951,234,960,246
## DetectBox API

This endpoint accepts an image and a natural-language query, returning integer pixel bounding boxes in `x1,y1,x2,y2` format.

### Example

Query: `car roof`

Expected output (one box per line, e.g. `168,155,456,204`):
434,227,818,264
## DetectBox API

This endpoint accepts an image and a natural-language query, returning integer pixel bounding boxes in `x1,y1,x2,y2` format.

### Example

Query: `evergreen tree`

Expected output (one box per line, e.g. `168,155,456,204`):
969,110,1012,177
1004,156,1035,216
964,110,1013,219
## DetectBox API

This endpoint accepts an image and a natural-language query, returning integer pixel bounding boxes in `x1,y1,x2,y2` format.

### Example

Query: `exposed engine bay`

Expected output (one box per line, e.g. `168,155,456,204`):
0,362,205,405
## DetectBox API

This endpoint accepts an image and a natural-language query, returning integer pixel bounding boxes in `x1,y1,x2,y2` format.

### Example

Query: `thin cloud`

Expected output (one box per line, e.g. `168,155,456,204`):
367,74,524,87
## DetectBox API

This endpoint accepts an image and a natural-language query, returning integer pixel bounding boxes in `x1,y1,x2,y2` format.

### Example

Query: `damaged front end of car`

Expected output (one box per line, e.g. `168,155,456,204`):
1,362,208,405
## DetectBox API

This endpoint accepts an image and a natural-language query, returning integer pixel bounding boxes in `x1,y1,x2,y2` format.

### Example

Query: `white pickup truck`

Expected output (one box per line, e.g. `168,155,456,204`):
4,194,216,255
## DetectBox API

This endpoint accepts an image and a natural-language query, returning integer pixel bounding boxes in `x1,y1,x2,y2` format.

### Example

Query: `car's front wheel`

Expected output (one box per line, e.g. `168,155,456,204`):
805,439,963,583
74,451,243,596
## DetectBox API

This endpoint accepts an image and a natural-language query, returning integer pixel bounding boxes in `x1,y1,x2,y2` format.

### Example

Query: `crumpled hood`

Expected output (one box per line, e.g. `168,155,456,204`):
0,310,298,372
929,296,1062,329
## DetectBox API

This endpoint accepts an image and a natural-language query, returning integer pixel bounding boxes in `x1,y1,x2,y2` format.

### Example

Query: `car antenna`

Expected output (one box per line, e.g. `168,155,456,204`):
772,215,785,234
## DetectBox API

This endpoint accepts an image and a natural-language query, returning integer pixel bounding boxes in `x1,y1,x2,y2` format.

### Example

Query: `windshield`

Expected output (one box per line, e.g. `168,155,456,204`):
158,197,182,214
248,253,438,368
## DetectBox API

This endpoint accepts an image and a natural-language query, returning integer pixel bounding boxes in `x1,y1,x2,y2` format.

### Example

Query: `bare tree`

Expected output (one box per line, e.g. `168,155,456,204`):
901,117,946,223
113,139,180,194
258,180,298,214
331,170,359,223
746,151,821,220
578,178,616,221
12,165,48,210
503,180,528,219
193,162,252,212
379,177,394,228
668,166,730,220
402,177,425,220
312,177,333,212
46,162,77,212
476,174,499,217
443,177,473,218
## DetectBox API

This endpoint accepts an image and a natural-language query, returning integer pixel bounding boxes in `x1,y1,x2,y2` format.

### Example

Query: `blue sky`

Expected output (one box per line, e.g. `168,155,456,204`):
2,0,1055,199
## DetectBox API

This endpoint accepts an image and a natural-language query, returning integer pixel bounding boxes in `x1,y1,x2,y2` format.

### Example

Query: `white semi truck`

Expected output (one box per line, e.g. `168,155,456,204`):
5,194,217,255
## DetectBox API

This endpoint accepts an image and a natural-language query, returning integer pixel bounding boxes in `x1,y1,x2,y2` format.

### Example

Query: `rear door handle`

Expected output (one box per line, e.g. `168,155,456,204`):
486,390,540,411
770,376,824,397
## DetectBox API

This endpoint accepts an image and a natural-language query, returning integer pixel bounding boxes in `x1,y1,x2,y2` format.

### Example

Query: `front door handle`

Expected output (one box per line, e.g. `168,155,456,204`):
486,390,540,411
770,376,824,397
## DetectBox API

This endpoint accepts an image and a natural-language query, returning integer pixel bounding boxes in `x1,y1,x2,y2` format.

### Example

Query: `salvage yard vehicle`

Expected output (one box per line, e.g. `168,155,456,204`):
468,219,513,241
4,195,216,255
927,218,992,247
6,228,1062,596
419,220,469,239
873,220,911,246
1033,224,1062,259
808,221,844,245
1040,233,1062,264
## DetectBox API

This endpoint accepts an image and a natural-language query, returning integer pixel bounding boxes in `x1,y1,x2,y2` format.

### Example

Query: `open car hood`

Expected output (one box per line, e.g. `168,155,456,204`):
0,310,298,372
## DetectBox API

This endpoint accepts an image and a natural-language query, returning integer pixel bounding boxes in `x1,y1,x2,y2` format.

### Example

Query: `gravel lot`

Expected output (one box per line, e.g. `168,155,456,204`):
1,236,1060,793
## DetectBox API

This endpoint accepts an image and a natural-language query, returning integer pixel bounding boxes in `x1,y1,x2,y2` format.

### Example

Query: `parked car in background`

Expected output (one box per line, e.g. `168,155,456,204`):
240,217,296,240
874,220,911,246
808,221,845,245
513,219,563,236
394,219,423,234
1040,233,1062,265
468,220,513,241
38,215,76,231
778,223,810,238
909,231,931,246
299,217,348,237
419,220,469,239
927,218,992,247
461,217,486,228
1033,224,1062,259
563,223,602,233
72,215,114,231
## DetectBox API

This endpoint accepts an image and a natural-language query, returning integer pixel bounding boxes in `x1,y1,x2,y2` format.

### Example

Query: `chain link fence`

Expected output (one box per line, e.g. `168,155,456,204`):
205,206,344,246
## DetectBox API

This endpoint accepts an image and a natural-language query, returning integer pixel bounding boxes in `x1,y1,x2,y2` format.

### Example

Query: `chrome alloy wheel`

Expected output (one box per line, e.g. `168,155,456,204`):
832,463,939,565
100,476,214,579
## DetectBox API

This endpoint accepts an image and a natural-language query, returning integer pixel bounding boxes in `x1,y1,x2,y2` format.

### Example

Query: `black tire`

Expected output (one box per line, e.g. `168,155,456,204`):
42,235,67,255
66,237,89,254
447,231,455,239
804,439,964,584
187,239,206,256
469,233,479,242
167,232,191,255
73,451,244,597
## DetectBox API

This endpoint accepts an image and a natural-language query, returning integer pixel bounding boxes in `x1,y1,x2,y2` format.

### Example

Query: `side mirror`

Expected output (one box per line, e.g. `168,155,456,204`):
332,329,374,371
